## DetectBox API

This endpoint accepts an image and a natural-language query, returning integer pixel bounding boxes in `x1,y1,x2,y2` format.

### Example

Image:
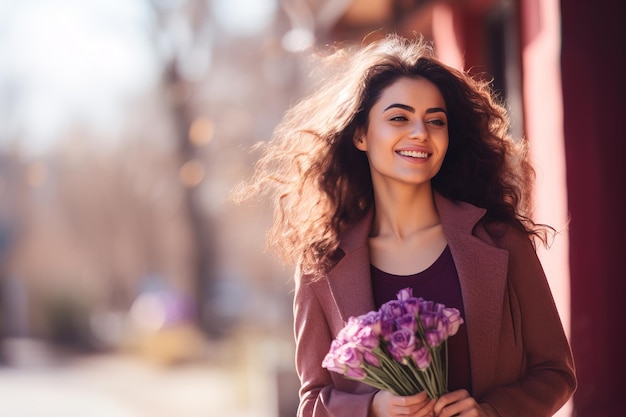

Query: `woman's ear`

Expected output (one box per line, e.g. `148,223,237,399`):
353,132,367,151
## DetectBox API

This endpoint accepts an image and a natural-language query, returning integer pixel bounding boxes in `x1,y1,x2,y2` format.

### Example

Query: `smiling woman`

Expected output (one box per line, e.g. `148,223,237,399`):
233,33,576,417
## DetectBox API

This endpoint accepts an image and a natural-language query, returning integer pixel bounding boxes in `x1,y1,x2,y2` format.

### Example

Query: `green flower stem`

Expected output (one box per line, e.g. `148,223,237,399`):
377,347,416,395
377,355,407,394
344,374,390,392
408,360,435,399
364,364,402,395
443,340,449,394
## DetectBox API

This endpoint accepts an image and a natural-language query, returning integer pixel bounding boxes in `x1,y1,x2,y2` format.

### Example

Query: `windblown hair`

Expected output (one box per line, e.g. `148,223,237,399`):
233,34,546,279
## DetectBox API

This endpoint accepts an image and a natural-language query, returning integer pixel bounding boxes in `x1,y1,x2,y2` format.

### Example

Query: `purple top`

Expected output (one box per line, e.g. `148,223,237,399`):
371,246,472,392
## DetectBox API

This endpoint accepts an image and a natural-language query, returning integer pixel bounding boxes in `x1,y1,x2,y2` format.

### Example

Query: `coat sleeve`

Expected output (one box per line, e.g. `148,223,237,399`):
479,229,577,416
293,268,377,417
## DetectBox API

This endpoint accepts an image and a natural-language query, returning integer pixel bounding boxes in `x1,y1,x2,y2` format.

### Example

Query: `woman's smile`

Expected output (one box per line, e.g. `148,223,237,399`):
396,146,431,161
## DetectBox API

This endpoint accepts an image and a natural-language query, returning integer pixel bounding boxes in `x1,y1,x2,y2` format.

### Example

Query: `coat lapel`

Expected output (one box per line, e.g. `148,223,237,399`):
435,194,509,395
326,211,376,323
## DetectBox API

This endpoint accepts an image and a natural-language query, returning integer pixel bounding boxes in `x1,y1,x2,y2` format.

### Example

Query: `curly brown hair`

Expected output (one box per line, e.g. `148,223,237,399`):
233,34,546,279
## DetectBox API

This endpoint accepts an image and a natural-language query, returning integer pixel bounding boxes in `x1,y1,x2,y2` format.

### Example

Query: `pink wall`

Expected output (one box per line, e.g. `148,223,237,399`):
520,0,571,414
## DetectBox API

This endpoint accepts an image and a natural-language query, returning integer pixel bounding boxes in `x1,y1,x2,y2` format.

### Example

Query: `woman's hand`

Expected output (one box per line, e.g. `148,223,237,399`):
433,390,488,417
370,390,436,417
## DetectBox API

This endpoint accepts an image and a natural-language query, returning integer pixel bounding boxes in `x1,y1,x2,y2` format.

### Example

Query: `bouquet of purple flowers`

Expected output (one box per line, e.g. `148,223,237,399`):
322,288,464,398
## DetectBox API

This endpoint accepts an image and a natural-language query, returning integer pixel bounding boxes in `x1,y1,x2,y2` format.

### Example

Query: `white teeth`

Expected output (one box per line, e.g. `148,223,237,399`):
398,150,428,158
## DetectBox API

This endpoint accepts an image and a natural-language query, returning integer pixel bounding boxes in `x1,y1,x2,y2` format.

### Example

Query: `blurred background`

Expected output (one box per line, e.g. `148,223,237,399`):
0,0,623,416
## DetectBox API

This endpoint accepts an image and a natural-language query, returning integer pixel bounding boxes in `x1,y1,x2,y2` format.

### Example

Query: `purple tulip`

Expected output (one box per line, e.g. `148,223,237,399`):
425,328,445,348
345,366,367,380
402,297,421,316
337,318,362,342
411,346,431,370
387,328,416,362
396,287,413,301
396,313,417,333
355,311,383,335
337,343,364,368
381,299,405,322
442,308,463,337
380,318,395,341
422,299,444,314
363,350,381,367
322,350,344,374
327,339,343,354
355,326,380,351
419,311,440,330
420,299,435,313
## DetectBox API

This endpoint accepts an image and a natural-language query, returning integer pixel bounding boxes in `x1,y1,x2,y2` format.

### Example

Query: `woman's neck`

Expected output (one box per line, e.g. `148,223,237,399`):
370,182,440,240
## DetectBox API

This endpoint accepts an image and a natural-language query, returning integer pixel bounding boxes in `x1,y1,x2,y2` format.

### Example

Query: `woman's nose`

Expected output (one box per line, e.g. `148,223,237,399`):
408,120,426,140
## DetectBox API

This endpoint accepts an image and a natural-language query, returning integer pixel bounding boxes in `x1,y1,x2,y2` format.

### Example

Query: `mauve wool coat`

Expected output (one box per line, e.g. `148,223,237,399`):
293,193,576,417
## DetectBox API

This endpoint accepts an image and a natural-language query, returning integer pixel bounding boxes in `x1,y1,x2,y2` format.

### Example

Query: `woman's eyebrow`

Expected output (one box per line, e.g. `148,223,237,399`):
383,103,415,112
426,107,447,115
383,103,447,115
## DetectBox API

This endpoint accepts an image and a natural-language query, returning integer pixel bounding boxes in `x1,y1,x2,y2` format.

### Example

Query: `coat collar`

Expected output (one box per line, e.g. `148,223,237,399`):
326,192,509,395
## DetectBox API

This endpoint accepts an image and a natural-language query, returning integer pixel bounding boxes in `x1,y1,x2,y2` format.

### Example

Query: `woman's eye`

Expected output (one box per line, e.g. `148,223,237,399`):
427,119,446,126
389,115,408,122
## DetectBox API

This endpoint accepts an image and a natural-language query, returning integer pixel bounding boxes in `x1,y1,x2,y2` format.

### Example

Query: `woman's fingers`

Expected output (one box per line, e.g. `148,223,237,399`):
434,389,487,417
390,392,435,416
372,391,436,417
433,389,469,413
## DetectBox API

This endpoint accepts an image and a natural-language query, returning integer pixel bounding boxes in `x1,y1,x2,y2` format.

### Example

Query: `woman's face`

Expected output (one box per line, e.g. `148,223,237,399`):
355,76,449,190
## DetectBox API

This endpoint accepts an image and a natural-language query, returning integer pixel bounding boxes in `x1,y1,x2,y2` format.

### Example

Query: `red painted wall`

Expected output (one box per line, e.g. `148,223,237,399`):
561,0,626,415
